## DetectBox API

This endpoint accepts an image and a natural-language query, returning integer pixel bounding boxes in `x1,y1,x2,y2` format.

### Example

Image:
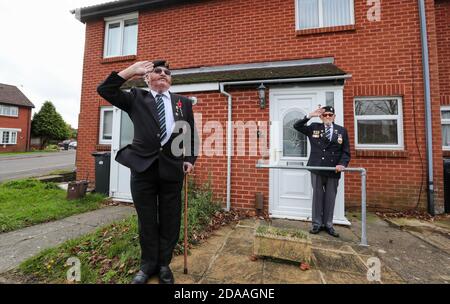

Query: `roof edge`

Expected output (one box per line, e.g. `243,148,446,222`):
71,0,191,23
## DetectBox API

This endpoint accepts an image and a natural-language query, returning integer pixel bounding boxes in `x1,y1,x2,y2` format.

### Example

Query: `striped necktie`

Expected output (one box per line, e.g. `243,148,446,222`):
156,94,167,143
325,125,331,141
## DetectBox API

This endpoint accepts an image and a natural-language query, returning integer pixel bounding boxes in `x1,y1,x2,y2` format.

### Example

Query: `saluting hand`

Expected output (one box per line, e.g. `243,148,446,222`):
118,61,154,80
308,107,325,118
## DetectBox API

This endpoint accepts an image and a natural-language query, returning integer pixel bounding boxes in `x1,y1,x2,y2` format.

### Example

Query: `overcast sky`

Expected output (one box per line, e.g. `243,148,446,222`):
0,0,109,128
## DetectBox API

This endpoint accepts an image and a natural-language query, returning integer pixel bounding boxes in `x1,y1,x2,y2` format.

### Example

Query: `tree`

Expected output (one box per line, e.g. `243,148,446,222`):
66,123,77,139
31,101,70,148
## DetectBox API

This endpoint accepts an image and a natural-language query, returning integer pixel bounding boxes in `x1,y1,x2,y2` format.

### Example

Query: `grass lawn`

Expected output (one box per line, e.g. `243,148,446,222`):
17,181,223,284
0,179,106,233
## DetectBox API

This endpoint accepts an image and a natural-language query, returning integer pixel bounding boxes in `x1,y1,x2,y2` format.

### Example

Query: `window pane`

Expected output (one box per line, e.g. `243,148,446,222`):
102,110,113,140
326,92,334,108
2,131,9,144
323,0,352,27
357,120,398,145
441,110,450,119
355,99,398,116
11,107,18,116
106,22,121,57
123,19,138,56
120,111,134,149
11,132,17,144
284,111,307,157
442,125,450,147
298,0,319,29
3,106,10,116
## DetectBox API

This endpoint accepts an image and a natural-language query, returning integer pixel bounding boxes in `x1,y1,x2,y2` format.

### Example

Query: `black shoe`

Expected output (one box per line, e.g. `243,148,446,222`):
325,226,340,238
159,266,174,284
309,226,321,234
131,270,150,284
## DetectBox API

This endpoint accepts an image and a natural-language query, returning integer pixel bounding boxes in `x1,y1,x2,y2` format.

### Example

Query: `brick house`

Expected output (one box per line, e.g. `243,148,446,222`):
72,0,449,220
0,83,34,153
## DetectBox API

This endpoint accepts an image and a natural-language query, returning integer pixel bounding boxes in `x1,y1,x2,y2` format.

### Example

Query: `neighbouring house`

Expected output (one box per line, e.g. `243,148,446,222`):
0,83,34,153
72,0,450,221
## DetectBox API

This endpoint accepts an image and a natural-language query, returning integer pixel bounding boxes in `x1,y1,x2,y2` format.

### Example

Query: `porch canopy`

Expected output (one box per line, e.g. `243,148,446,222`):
120,58,350,90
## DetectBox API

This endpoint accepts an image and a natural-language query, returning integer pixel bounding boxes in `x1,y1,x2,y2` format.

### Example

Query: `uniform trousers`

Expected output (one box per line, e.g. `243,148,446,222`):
310,172,339,229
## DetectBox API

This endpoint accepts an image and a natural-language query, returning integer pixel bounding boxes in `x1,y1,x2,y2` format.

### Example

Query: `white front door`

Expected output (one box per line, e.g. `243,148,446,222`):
269,87,350,225
109,108,134,202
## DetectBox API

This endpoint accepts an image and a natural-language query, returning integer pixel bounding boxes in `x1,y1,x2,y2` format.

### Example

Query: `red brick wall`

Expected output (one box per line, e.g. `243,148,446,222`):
77,0,445,212
436,0,450,104
0,106,31,153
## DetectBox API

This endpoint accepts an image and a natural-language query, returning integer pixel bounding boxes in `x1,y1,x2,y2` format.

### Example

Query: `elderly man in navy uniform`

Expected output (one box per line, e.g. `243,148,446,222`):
294,106,351,237
97,60,198,284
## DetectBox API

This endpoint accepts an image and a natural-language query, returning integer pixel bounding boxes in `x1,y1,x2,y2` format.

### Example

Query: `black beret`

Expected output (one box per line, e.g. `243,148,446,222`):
152,60,169,69
321,105,335,114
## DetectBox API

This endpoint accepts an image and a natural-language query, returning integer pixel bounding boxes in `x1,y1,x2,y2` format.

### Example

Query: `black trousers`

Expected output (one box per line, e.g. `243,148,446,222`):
130,161,183,274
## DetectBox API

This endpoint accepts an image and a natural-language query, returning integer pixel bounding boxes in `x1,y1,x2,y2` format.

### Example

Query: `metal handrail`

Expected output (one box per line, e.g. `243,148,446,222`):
256,163,368,247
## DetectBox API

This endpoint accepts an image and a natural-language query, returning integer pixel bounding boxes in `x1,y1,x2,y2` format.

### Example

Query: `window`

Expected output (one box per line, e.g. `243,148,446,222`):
99,107,114,144
354,97,404,150
104,13,138,58
0,129,19,145
441,106,450,150
0,104,19,117
296,0,354,30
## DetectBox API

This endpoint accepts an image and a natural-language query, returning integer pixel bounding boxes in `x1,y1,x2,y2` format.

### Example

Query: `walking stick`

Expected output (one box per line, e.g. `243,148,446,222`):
183,173,189,274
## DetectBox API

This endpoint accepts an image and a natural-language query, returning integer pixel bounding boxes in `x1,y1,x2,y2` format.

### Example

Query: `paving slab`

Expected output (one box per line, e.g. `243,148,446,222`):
262,260,323,284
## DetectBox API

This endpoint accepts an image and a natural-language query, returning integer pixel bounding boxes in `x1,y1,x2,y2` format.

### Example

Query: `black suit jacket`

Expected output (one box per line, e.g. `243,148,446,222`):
97,72,198,182
293,116,351,178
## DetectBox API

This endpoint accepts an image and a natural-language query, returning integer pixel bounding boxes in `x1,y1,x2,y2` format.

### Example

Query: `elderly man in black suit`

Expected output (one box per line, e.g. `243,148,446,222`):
97,60,198,284
294,106,351,238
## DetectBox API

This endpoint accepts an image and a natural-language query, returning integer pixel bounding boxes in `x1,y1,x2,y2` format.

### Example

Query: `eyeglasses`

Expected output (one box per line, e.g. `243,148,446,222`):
152,67,171,76
321,113,334,118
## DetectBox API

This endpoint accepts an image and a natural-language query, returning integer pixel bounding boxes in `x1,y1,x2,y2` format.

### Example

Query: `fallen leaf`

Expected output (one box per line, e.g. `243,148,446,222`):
249,255,258,262
300,262,310,271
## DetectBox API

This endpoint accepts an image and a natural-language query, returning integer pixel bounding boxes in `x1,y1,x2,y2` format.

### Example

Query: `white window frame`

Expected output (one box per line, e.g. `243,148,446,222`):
99,107,114,145
354,96,404,150
0,128,21,145
441,106,450,151
0,104,19,117
295,0,355,30
103,12,138,58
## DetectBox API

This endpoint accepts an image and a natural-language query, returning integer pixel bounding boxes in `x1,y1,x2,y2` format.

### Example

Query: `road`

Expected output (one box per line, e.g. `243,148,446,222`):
0,150,76,182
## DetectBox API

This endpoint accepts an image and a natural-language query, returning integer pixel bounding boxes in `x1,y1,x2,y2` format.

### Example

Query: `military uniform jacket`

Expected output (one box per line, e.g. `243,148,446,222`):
293,116,351,178
97,72,198,182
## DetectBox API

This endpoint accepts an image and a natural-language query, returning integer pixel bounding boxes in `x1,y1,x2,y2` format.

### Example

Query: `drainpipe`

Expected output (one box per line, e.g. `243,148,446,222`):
418,0,435,215
219,83,233,212
219,74,351,212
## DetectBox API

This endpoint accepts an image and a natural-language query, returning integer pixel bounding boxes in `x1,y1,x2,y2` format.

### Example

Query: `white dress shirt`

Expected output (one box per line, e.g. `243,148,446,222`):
150,90,175,146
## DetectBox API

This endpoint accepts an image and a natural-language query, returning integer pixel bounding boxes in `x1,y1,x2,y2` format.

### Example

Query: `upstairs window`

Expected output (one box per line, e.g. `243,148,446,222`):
104,13,138,58
0,104,19,117
296,0,354,30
